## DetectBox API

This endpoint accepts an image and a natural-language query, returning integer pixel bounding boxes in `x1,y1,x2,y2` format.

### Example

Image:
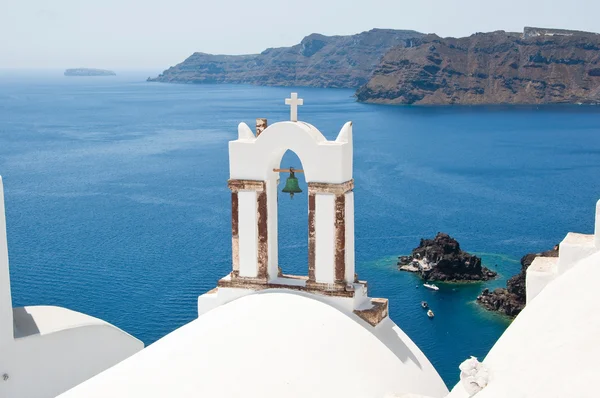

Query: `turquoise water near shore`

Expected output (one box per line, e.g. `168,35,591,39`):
1,70,600,386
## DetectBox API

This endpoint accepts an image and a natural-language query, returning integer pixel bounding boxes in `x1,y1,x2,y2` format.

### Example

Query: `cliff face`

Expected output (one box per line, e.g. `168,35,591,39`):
477,246,559,317
148,29,424,88
356,28,600,104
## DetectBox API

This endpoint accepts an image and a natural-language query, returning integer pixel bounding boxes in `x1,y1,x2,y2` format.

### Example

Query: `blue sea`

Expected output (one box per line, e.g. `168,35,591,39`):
1,70,600,387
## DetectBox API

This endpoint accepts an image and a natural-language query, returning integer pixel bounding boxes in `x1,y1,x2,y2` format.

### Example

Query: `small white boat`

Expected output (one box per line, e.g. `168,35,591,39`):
423,283,439,291
427,309,434,318
421,301,428,309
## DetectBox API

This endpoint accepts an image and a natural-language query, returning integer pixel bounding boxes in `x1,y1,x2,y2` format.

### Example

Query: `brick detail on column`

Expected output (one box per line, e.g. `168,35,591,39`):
256,118,267,136
257,191,268,280
354,298,389,327
308,193,316,282
307,180,353,289
334,194,346,283
228,179,265,193
231,192,239,278
308,179,354,195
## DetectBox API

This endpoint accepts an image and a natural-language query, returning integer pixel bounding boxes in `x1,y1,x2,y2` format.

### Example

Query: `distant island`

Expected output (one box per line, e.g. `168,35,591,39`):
477,245,559,317
64,68,116,77
148,26,600,105
398,233,497,282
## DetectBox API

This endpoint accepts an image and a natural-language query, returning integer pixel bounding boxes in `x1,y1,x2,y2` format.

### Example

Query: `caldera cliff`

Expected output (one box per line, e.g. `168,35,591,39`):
148,29,424,88
356,27,600,105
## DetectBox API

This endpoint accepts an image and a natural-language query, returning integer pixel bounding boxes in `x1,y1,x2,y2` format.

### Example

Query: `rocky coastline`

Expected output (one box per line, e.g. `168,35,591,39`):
148,29,423,88
477,246,559,317
356,27,600,105
398,233,497,282
150,26,600,105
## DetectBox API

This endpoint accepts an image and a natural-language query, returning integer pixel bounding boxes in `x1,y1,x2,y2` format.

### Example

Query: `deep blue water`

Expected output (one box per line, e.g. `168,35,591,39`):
1,70,600,387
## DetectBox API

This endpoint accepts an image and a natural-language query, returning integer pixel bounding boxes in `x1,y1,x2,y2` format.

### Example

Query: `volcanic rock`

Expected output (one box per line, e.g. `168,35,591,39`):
148,29,424,88
356,27,600,105
477,245,559,317
398,232,497,281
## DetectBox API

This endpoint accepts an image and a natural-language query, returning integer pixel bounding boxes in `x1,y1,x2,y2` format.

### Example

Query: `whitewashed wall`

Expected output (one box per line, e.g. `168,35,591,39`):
526,257,558,304
315,194,335,284
344,191,355,284
0,177,13,346
557,232,597,275
266,176,279,279
1,307,142,398
229,122,352,183
238,191,258,278
526,199,600,304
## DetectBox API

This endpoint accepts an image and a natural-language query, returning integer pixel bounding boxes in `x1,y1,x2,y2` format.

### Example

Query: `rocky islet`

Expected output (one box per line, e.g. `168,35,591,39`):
398,232,497,282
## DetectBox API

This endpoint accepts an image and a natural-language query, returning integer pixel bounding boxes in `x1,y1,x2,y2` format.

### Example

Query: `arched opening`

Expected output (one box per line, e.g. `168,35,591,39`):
276,150,308,277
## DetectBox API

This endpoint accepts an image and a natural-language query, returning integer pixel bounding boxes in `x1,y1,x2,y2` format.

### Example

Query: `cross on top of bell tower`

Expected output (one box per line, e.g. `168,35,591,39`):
285,93,303,122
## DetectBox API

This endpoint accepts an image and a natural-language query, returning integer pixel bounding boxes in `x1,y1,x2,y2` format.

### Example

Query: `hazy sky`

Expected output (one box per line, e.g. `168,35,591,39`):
1,0,598,69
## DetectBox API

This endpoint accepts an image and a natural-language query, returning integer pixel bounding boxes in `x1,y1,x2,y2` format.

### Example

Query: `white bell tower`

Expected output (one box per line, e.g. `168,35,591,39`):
226,93,355,290
201,93,388,328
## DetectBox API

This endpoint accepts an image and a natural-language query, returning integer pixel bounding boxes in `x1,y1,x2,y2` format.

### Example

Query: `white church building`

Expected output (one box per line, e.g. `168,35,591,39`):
1,94,599,397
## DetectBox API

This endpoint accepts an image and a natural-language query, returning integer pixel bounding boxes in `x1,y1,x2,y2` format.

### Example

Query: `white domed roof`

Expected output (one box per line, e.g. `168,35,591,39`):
60,291,448,398
449,250,600,398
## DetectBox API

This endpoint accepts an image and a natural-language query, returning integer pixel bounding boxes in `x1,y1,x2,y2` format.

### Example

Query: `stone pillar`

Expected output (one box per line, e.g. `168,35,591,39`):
307,180,354,290
256,189,268,280
266,174,279,281
344,191,355,284
256,118,267,137
230,191,240,277
314,193,335,284
228,179,268,283
334,194,346,284
308,193,316,282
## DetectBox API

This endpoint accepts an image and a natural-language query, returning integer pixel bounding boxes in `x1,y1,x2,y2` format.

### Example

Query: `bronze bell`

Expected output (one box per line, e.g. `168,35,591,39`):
282,168,302,199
